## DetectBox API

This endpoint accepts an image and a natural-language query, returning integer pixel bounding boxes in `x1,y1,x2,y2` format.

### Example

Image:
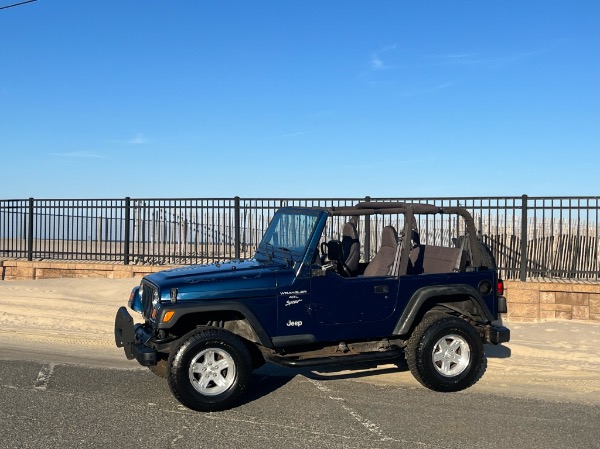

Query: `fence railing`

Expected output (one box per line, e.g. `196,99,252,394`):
0,195,598,281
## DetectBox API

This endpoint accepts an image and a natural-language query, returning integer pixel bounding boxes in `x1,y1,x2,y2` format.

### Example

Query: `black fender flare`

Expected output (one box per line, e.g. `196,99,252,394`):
393,284,495,336
156,301,274,349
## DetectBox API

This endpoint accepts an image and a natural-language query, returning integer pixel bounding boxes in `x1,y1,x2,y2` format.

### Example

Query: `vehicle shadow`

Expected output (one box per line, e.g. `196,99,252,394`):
246,359,409,390
305,362,408,381
238,366,297,406
241,362,407,405
241,344,511,405
484,343,511,359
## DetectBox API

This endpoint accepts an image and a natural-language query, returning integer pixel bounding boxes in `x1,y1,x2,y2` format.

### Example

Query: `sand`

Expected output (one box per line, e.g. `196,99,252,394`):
0,278,599,404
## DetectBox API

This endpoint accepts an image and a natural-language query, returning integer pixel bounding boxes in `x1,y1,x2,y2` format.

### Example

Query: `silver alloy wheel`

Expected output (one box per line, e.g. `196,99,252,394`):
188,348,236,396
431,334,470,377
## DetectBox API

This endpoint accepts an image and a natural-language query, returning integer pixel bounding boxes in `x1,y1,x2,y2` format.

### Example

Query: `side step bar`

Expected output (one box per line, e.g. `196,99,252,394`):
265,348,405,368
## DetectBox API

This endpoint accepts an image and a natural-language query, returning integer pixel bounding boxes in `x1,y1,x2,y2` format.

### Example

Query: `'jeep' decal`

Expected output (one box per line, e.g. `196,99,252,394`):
286,320,303,327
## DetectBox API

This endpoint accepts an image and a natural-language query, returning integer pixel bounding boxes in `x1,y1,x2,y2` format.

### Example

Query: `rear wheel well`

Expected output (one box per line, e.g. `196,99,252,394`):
408,295,486,335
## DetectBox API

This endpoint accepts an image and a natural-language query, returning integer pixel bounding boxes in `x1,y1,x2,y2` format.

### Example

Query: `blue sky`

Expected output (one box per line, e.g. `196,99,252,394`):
1,1,598,199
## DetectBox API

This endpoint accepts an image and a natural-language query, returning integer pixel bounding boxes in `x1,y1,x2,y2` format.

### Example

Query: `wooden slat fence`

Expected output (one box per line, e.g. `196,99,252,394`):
1,196,598,281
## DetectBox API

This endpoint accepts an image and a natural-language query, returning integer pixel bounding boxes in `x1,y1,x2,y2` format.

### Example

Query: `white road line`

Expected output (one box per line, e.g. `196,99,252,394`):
306,378,395,442
306,377,444,448
34,363,55,390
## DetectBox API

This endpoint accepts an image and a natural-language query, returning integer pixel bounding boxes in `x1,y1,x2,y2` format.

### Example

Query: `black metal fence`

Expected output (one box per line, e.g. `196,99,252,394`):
1,195,598,281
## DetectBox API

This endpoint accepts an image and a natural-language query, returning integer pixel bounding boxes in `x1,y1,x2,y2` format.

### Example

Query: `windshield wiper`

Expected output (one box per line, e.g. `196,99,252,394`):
256,242,273,261
257,243,295,266
277,247,295,266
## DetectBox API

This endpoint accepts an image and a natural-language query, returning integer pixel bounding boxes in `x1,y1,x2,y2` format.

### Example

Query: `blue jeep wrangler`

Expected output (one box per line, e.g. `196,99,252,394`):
115,202,509,412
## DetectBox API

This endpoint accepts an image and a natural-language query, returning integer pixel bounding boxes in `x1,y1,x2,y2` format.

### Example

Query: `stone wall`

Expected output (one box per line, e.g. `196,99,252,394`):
2,260,599,323
504,280,600,322
0,260,172,281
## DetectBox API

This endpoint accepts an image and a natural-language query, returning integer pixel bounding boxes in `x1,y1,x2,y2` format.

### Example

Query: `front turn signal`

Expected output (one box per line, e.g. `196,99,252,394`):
163,311,175,323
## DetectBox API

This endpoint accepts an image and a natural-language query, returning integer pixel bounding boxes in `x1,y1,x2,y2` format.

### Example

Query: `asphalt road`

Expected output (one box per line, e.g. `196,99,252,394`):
0,359,598,449
1,278,598,448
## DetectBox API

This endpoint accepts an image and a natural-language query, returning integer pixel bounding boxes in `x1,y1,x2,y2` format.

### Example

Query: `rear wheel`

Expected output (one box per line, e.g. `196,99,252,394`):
406,315,484,392
167,327,252,412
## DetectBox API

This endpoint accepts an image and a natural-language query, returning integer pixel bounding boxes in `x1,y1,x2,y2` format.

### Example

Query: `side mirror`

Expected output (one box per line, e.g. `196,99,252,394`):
326,240,343,262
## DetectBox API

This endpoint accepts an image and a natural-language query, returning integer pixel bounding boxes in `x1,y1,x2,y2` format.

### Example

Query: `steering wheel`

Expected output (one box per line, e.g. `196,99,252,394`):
320,241,330,265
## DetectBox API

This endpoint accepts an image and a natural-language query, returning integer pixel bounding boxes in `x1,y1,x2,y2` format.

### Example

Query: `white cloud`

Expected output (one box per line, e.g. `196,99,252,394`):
369,44,398,71
434,53,477,61
370,55,384,70
108,133,150,146
125,133,149,145
427,50,544,69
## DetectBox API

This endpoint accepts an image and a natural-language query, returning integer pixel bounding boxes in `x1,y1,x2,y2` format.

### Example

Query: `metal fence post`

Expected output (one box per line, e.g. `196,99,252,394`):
363,196,371,262
234,196,241,260
520,194,528,281
124,197,131,265
27,197,34,261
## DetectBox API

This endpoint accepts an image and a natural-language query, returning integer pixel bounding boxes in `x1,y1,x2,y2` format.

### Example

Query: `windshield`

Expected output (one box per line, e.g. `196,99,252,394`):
255,209,320,263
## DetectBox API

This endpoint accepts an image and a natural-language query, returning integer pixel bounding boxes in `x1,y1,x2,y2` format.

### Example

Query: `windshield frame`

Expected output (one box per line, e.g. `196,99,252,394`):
255,208,323,266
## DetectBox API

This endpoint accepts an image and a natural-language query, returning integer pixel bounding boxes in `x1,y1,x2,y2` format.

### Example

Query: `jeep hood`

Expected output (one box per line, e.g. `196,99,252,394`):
143,259,281,301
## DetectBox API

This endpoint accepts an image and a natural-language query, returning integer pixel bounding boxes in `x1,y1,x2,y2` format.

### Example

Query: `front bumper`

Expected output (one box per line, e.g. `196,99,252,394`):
114,306,158,366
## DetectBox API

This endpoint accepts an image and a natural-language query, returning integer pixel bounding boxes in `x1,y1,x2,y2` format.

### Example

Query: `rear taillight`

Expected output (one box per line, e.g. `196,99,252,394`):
497,279,504,295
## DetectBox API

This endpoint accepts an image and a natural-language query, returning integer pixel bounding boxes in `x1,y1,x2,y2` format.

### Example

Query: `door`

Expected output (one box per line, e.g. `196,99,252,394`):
310,271,398,325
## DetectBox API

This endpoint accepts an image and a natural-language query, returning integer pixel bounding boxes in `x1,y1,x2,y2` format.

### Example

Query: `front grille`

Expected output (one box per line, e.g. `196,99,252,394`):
141,281,158,321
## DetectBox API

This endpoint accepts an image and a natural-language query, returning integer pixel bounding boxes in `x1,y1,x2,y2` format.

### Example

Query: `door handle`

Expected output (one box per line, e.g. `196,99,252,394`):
374,285,389,294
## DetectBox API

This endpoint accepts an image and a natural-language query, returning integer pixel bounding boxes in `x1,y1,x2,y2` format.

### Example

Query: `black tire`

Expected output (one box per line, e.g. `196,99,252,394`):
406,315,484,392
148,358,168,378
167,327,252,412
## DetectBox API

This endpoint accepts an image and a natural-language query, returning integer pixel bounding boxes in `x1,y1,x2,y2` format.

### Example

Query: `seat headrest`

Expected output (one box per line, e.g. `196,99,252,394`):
343,222,358,239
381,226,398,248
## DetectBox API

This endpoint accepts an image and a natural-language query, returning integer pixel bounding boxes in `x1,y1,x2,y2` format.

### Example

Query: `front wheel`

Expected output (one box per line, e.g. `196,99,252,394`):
167,328,252,412
406,315,484,392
